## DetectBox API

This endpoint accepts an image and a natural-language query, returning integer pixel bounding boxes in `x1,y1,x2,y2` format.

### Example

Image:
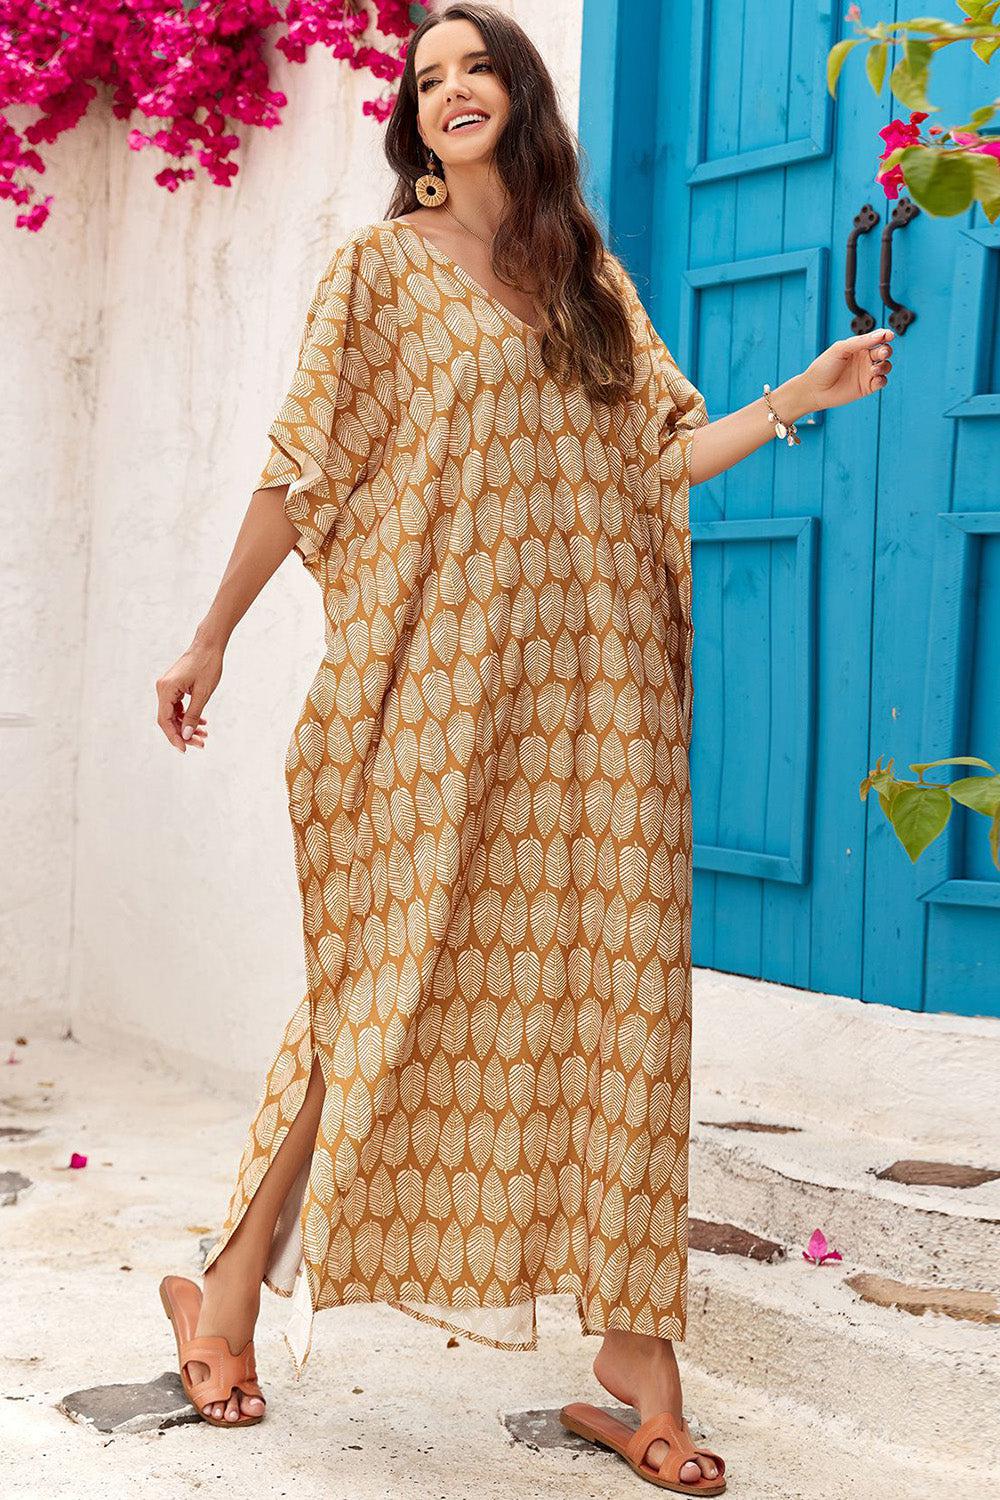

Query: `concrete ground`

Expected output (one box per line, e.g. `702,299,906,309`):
0,1023,992,1500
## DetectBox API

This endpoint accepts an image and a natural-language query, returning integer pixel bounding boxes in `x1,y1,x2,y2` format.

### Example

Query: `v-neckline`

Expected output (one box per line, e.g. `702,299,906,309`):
391,219,541,339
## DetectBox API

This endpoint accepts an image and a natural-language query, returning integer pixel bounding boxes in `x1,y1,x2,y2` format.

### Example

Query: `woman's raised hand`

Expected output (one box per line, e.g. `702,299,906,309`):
155,642,222,752
798,326,895,412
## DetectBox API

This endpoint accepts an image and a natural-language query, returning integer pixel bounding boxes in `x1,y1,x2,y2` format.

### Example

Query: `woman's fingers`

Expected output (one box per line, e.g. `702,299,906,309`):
156,671,211,753
156,678,189,751
157,642,222,753
863,329,893,394
180,659,223,742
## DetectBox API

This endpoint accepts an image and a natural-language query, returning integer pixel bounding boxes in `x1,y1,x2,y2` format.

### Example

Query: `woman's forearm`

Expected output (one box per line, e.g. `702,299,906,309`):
688,373,815,487
193,484,300,650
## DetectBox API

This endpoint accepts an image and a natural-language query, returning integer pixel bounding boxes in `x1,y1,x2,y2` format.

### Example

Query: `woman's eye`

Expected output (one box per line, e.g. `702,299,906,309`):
419,60,491,93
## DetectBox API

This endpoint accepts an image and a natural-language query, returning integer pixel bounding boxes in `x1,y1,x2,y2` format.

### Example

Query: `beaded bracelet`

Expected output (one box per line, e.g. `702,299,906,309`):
762,384,801,446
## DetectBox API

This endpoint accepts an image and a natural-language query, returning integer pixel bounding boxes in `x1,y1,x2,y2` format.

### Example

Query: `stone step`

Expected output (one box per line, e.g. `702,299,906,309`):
689,1094,1000,1286
682,1242,1000,1465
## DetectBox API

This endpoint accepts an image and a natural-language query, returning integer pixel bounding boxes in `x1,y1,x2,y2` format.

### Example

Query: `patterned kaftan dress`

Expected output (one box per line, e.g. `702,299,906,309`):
201,218,709,1375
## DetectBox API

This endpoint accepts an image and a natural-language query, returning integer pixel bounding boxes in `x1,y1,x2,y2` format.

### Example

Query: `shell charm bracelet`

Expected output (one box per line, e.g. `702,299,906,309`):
762,383,801,446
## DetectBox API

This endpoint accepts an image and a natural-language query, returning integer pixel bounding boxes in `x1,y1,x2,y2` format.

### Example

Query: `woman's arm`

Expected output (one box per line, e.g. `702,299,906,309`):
688,374,813,487
191,484,299,650
155,484,298,753
688,326,895,487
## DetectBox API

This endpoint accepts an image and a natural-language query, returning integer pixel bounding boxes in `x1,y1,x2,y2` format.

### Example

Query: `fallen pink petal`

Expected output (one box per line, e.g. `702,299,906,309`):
803,1227,843,1264
5,1050,20,1064
69,1152,88,1169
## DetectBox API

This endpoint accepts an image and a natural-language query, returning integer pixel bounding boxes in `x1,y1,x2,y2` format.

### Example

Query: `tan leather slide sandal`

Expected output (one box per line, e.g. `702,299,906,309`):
560,1401,726,1493
159,1274,265,1428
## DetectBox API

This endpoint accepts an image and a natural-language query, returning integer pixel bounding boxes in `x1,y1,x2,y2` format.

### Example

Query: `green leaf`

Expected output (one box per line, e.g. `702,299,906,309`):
970,151,1000,221
900,144,975,216
962,104,999,130
878,146,907,172
991,809,1000,869
973,35,1000,64
889,785,952,861
866,41,889,94
890,45,933,112
910,755,997,774
828,38,862,98
409,2,429,21
902,16,962,32
948,774,1000,815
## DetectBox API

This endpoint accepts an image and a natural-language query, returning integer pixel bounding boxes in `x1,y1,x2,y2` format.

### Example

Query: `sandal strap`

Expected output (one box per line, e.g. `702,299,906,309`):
180,1335,263,1407
626,1411,715,1485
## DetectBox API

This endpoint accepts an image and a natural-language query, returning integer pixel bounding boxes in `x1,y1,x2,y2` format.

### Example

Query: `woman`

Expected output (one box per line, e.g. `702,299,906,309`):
155,5,893,1491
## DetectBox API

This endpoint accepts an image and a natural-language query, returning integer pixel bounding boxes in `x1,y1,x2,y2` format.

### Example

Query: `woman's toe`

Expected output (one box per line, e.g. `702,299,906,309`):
241,1392,265,1416
680,1459,702,1482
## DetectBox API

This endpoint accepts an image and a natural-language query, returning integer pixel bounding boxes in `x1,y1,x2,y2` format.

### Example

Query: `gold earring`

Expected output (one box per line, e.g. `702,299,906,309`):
414,148,448,207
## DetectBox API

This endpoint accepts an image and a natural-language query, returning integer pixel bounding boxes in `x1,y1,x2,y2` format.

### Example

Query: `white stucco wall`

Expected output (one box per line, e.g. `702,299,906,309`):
2,5,583,1084
1,108,110,1030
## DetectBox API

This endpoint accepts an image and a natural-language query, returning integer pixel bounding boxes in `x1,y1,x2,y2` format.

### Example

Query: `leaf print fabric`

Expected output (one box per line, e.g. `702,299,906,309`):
201,219,710,1375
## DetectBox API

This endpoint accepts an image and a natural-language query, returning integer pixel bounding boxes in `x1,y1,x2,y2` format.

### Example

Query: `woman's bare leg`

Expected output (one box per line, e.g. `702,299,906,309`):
593,1331,721,1485
185,1052,327,1421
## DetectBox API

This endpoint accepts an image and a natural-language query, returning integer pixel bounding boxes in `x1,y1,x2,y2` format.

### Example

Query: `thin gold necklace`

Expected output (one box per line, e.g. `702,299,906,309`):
443,202,494,249
442,202,539,325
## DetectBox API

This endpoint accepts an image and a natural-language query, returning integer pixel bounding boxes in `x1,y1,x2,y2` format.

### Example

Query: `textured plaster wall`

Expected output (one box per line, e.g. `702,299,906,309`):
2,6,583,1085
1,108,110,1029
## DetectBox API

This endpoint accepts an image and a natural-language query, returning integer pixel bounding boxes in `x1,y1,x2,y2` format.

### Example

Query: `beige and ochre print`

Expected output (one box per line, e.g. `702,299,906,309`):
202,218,709,1374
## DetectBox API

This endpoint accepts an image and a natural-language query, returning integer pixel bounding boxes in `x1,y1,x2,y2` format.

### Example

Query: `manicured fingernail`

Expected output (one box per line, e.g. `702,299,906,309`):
182,725,193,740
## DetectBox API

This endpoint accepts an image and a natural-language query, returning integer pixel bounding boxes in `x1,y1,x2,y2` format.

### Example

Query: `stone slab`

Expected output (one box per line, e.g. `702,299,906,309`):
58,1372,199,1434
875,1159,1000,1189
0,1169,32,1205
845,1272,1000,1326
688,1217,786,1262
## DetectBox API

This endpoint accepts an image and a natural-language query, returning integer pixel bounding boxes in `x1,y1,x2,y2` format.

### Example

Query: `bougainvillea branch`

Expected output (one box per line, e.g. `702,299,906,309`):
828,1,1000,221
0,1,429,232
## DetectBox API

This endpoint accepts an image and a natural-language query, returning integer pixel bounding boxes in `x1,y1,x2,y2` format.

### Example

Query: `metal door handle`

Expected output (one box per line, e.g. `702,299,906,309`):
845,202,880,333
880,196,919,334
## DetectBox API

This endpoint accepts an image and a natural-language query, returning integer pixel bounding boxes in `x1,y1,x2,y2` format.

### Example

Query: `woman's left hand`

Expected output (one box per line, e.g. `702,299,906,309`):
798,327,895,412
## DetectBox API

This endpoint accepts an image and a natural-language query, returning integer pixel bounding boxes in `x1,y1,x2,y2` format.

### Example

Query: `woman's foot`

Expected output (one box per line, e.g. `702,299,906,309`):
593,1330,720,1486
185,1250,266,1422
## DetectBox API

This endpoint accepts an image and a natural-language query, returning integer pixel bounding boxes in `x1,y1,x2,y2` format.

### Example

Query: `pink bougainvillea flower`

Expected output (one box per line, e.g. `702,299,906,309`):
802,1227,843,1265
846,4,862,21
1,1,418,230
951,129,1000,160
876,111,930,197
69,1152,88,1169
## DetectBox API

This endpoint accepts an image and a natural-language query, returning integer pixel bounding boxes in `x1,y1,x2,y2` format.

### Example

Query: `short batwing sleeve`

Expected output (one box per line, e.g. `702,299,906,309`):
605,251,709,742
654,345,707,744
256,229,398,566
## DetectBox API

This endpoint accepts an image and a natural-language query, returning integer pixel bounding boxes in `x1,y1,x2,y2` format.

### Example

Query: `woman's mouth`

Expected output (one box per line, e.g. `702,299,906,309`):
445,113,490,134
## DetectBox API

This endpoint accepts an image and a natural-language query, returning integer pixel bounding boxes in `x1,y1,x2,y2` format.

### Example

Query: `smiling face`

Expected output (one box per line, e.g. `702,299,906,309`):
412,18,509,167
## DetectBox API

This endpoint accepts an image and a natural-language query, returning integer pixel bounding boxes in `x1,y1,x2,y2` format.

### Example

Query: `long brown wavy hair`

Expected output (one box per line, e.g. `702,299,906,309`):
384,3,636,405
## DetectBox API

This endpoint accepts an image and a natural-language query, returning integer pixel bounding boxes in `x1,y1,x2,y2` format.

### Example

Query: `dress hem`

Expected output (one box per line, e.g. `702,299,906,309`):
204,1022,689,1385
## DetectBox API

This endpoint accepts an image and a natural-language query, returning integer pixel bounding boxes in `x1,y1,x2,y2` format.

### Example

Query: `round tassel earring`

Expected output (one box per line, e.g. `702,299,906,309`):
414,149,448,207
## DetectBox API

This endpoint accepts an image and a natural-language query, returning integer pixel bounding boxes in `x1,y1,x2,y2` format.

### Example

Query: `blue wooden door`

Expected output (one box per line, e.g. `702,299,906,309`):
580,0,1000,1015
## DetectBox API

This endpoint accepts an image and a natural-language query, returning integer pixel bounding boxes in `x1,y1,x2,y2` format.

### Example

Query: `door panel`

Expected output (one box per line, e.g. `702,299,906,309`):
864,3,1000,1015
653,0,885,998
580,0,1000,1013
